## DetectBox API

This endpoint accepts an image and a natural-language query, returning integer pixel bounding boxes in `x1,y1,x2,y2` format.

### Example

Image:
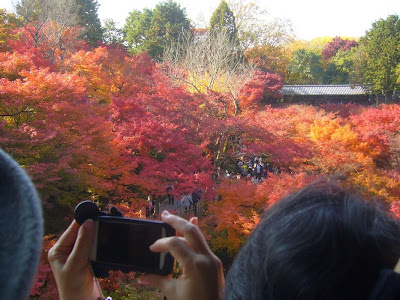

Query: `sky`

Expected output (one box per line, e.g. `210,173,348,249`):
2,0,400,40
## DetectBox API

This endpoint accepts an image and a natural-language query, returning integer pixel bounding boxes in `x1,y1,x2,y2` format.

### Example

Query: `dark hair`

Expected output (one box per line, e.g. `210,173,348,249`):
225,182,400,300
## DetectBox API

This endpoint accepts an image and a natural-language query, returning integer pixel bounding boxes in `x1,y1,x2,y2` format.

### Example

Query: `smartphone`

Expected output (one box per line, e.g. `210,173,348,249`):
90,216,175,275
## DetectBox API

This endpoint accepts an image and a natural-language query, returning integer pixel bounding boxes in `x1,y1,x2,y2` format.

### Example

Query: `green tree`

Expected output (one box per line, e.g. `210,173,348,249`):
147,0,191,59
323,48,358,84
123,1,191,59
210,0,238,43
76,0,103,46
323,61,349,84
286,49,324,84
124,9,153,53
361,14,400,102
102,18,124,45
397,63,400,86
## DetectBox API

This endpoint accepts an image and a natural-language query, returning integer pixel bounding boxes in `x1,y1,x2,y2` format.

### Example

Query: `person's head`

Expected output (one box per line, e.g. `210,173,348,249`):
225,181,400,300
0,149,43,299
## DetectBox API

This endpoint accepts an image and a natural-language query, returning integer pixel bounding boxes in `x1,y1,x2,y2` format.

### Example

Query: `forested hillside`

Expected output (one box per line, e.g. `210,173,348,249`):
1,1,399,298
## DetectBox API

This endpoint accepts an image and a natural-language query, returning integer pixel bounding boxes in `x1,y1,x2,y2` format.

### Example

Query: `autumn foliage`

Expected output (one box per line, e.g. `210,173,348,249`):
321,36,358,61
1,13,400,299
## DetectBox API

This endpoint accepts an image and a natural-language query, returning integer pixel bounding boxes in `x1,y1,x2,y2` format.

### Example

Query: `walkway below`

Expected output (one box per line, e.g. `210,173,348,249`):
158,198,202,219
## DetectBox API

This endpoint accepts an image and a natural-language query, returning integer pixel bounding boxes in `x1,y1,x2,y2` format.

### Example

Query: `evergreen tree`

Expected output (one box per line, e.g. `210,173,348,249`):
210,0,238,43
102,18,124,46
123,0,190,60
147,0,191,59
361,14,400,102
124,9,153,53
76,0,103,46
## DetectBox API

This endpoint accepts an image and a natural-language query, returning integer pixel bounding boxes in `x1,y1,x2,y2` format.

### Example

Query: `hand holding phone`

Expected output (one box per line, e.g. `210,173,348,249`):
74,201,175,277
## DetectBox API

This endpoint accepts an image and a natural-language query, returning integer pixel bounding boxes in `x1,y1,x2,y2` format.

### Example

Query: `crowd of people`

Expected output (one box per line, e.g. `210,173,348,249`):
176,189,202,215
222,156,280,183
144,187,203,218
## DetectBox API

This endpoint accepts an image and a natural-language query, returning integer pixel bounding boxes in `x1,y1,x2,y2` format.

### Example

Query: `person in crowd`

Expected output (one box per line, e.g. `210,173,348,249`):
250,156,255,167
191,188,201,217
166,184,174,205
145,195,154,218
237,160,244,177
181,193,192,213
241,162,248,177
254,157,259,166
263,164,268,178
254,160,263,182
49,181,400,300
266,162,272,173
259,159,264,169
246,163,253,178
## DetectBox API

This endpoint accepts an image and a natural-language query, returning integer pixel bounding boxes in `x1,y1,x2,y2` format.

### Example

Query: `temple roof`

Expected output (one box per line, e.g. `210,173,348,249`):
281,85,367,96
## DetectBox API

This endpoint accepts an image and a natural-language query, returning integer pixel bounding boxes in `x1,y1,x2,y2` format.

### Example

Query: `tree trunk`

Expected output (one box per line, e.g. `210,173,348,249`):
233,98,239,117
375,95,380,106
385,91,390,104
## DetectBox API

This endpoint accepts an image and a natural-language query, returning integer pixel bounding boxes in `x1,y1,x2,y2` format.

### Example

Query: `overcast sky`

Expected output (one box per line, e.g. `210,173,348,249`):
3,0,400,40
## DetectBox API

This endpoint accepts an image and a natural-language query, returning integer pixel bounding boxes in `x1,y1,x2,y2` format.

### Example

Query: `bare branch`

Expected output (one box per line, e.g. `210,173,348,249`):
163,28,255,116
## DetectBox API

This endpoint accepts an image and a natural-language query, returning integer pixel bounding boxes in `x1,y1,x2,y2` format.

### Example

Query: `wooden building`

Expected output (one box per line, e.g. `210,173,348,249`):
280,85,371,105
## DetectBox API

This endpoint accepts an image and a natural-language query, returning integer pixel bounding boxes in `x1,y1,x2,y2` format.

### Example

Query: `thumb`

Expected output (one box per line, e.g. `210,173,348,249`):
67,219,95,267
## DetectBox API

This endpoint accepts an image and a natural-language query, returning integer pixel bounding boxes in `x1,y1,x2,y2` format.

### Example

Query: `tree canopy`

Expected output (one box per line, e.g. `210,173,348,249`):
361,14,400,101
0,9,21,51
76,0,103,45
13,0,103,63
210,0,238,43
286,49,324,84
124,0,191,59
227,0,294,51
102,18,124,45
322,36,358,61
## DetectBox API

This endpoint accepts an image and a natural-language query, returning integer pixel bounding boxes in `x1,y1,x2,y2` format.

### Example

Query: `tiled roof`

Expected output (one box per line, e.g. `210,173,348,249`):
281,85,367,96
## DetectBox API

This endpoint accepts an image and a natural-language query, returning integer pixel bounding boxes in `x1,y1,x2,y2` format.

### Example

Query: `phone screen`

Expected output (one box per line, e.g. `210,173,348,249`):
96,220,162,268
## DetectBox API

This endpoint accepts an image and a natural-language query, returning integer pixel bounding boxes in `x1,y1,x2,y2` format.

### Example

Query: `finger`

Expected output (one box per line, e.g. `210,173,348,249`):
48,220,80,266
53,220,80,250
139,274,175,296
161,211,209,254
150,236,195,266
67,219,95,268
189,217,198,226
